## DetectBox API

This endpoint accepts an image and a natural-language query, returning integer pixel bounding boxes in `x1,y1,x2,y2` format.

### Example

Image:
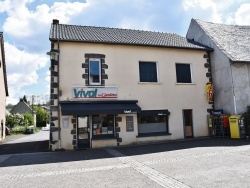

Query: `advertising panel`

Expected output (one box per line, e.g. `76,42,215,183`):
73,87,118,99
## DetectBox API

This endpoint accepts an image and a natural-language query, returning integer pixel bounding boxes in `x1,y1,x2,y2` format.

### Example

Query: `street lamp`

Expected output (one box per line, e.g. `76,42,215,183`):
46,51,59,61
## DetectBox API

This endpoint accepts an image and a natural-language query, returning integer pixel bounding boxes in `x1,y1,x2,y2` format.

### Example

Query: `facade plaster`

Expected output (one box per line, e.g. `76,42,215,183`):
0,35,7,141
52,42,211,150
187,19,250,115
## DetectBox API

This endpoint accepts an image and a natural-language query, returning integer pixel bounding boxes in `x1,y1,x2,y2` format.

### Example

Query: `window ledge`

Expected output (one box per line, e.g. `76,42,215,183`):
137,132,171,138
138,82,162,85
175,83,196,85
92,137,117,140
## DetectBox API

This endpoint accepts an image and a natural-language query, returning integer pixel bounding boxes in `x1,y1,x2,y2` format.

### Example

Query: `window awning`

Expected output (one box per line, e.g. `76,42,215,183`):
139,110,170,116
60,100,141,115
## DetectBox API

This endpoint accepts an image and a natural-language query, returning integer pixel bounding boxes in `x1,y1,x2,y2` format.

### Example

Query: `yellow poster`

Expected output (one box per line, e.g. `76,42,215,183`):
206,83,213,103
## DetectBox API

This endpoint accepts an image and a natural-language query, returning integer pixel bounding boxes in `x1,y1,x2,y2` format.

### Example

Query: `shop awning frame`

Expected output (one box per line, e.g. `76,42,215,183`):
59,100,141,115
139,110,170,116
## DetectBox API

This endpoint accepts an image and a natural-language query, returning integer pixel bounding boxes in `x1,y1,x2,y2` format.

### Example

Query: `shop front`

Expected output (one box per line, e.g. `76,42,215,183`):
60,100,141,148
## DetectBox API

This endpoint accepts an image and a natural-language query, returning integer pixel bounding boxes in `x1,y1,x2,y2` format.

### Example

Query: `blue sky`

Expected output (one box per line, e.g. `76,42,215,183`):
0,0,250,105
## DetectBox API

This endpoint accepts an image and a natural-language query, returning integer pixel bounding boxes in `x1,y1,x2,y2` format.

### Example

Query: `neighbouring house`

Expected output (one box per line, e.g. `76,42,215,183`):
187,19,250,115
10,99,36,126
0,32,8,141
48,19,213,151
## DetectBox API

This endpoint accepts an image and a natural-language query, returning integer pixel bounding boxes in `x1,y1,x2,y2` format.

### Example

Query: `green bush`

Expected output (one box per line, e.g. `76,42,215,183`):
23,113,34,127
11,126,26,134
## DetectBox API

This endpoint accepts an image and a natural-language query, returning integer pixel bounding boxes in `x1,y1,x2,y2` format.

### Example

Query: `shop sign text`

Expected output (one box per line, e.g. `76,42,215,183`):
73,87,118,99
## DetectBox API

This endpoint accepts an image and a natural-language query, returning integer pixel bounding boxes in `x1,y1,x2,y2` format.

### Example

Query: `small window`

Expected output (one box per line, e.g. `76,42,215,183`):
92,114,115,138
138,114,168,136
176,63,192,83
89,59,101,85
139,62,158,82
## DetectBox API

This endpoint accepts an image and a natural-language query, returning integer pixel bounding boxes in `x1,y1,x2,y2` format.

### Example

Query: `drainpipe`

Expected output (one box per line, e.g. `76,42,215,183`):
57,39,62,150
230,62,237,114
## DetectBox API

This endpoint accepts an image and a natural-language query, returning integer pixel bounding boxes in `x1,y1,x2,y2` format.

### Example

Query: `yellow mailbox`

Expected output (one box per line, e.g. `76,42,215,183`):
229,115,241,139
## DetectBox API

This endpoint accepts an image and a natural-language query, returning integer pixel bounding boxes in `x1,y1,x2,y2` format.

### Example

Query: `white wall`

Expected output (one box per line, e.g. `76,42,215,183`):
187,19,250,115
0,41,6,141
57,42,211,148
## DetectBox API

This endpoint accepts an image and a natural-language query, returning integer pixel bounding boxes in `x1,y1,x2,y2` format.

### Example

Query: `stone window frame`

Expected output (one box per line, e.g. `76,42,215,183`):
82,54,108,86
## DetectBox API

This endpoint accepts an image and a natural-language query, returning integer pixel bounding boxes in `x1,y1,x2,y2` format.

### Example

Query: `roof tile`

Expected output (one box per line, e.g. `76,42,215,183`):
195,19,250,62
49,24,211,50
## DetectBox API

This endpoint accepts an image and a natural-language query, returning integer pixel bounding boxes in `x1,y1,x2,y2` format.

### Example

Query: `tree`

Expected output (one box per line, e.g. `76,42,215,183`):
6,113,24,128
23,95,28,103
23,113,34,127
33,106,49,123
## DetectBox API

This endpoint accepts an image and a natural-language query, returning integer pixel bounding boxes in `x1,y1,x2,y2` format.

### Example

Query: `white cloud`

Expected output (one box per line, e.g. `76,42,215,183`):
182,0,222,23
1,0,87,104
3,1,86,38
235,4,250,25
5,42,48,103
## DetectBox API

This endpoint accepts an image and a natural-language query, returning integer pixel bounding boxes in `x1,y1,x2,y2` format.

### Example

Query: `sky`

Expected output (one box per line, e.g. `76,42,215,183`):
0,0,250,105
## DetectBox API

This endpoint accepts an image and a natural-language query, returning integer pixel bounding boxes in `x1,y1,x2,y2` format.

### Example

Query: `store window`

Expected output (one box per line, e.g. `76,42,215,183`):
176,63,192,83
138,115,168,136
139,62,158,82
89,59,101,85
92,114,115,138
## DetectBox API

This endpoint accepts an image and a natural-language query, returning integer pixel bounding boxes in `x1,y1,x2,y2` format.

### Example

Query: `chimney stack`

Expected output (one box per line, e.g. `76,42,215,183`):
53,19,59,25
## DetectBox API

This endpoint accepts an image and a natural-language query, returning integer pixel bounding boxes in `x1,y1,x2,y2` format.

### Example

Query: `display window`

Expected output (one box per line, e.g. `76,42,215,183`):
138,114,169,136
92,114,115,138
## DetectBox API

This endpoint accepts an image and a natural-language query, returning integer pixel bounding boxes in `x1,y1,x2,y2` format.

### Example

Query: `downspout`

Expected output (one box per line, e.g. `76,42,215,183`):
230,61,237,114
57,39,62,150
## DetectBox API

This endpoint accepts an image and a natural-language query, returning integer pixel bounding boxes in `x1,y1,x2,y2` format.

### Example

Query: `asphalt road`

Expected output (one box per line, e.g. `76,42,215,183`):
0,129,49,155
0,138,250,188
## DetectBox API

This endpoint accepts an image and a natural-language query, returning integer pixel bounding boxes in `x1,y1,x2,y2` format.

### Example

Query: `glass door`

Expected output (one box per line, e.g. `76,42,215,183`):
183,109,193,138
77,116,90,148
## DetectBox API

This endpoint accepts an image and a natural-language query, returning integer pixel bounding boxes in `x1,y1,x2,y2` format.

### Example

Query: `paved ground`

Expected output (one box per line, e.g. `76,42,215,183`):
0,138,250,188
0,129,49,155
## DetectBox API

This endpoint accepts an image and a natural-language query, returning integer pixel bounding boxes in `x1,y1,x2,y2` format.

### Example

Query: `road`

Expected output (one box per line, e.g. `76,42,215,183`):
0,129,49,155
0,138,250,188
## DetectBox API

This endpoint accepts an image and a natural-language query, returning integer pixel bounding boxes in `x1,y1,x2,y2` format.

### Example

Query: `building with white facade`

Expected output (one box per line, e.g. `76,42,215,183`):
0,32,9,141
187,19,250,115
48,19,213,150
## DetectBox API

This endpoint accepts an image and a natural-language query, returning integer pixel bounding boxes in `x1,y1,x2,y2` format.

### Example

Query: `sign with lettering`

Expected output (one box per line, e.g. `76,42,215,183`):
206,83,213,103
126,116,134,132
73,87,118,99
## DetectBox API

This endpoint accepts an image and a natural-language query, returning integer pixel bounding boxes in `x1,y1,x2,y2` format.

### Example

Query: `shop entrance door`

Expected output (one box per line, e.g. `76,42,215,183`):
183,110,193,138
77,116,90,149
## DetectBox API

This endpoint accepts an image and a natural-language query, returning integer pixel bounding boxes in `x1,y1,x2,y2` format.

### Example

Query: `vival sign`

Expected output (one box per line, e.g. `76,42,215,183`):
73,87,118,99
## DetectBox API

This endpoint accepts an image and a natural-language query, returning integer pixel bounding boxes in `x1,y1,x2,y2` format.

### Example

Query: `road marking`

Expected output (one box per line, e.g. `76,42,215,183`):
105,148,190,188
1,145,250,182
0,164,130,180
144,145,250,165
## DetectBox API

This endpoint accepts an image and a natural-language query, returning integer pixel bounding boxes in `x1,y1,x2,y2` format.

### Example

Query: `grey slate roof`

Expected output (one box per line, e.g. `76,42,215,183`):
49,23,211,51
195,19,250,62
10,100,35,115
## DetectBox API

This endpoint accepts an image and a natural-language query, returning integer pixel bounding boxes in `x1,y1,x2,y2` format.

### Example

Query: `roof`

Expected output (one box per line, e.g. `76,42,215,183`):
0,32,8,96
10,100,35,115
194,19,250,63
49,21,211,51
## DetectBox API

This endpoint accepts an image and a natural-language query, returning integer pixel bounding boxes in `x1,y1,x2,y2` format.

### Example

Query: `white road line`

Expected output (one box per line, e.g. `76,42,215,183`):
105,148,191,188
144,145,250,165
0,164,130,180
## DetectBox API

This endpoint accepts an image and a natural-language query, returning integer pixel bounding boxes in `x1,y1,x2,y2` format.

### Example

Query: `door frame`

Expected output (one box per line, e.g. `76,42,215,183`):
183,109,194,138
76,115,90,149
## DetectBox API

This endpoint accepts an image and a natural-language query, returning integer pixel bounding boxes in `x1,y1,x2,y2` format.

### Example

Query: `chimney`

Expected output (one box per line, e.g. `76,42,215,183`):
53,19,59,25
